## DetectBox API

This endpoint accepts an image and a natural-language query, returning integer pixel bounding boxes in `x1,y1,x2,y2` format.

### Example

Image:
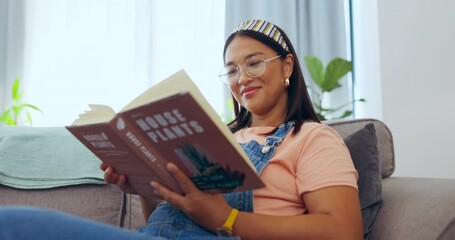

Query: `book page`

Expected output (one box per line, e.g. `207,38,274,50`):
122,71,221,125
71,104,116,126
121,70,196,111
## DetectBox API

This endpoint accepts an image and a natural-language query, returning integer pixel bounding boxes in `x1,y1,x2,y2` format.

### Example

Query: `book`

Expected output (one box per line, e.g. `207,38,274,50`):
66,70,265,199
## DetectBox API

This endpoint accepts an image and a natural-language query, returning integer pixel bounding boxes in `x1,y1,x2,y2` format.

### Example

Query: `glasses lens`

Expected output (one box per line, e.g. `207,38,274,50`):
219,66,238,85
245,56,266,77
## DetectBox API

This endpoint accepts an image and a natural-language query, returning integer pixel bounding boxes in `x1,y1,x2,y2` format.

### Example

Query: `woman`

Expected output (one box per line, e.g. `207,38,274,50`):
107,19,363,239
0,19,363,240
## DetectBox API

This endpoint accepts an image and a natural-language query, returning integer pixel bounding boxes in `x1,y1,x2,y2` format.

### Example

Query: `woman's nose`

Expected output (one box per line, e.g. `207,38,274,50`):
237,67,253,85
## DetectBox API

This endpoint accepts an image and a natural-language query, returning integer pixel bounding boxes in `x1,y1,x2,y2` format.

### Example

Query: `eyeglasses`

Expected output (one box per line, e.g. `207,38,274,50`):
218,55,282,85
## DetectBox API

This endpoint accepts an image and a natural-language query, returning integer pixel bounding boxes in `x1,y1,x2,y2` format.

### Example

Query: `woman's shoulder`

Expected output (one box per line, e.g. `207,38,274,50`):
292,121,344,142
299,121,339,134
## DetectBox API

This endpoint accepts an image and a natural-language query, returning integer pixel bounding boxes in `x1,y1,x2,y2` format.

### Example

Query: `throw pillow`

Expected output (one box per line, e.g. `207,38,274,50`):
343,123,382,239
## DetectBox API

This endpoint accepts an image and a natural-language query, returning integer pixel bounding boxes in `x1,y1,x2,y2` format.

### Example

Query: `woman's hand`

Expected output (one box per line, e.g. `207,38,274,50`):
100,162,138,195
151,162,232,233
100,162,162,222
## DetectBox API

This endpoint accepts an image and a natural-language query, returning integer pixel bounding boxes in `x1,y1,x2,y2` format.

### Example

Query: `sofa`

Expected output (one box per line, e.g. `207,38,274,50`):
0,118,454,239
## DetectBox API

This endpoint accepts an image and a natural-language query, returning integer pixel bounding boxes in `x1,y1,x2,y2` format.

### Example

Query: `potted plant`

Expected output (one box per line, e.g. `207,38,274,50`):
0,77,43,125
304,55,365,121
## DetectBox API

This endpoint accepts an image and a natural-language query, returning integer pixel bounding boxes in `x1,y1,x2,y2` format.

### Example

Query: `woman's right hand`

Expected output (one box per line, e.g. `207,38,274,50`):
100,162,138,195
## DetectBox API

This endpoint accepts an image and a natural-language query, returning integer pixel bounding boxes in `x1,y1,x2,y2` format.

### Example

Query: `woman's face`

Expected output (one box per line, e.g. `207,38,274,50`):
224,35,293,125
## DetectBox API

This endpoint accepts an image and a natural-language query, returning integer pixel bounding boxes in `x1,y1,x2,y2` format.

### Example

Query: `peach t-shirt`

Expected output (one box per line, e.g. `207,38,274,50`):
234,122,358,216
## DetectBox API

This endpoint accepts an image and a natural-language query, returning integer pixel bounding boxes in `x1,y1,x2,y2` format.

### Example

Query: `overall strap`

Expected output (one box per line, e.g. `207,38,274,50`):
254,121,295,174
223,121,296,213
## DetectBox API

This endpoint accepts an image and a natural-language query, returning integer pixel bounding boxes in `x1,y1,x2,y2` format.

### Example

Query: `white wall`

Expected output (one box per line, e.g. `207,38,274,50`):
354,0,455,178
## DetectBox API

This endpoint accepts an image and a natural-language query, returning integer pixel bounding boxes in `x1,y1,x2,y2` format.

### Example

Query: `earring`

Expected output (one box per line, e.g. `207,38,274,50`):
284,78,290,88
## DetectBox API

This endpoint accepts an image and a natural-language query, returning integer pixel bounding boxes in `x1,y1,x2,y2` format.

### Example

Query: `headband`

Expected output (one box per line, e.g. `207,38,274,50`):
232,20,289,52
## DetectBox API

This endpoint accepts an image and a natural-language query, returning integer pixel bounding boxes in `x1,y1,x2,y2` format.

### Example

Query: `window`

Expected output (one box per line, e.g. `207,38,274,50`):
2,0,225,127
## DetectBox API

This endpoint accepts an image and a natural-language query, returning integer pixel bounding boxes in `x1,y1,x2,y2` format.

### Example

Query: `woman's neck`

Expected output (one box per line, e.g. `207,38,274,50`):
250,112,286,128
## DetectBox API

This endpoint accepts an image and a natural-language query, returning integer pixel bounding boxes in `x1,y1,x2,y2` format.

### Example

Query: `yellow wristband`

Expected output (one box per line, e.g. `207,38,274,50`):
216,208,239,236
222,208,239,231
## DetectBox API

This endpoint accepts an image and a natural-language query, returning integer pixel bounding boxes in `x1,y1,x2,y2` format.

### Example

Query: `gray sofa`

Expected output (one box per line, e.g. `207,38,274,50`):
0,118,454,239
326,119,455,240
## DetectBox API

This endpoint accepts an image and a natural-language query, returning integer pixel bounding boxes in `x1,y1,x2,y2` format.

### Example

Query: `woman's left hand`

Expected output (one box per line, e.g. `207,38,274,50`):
151,162,232,233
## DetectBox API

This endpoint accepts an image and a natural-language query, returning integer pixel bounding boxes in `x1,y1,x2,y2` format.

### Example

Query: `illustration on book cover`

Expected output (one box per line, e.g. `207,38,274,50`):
175,143,245,192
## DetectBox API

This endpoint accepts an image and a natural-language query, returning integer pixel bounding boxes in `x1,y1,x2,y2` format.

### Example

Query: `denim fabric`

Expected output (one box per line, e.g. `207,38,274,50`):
139,122,295,239
0,206,157,240
138,202,240,240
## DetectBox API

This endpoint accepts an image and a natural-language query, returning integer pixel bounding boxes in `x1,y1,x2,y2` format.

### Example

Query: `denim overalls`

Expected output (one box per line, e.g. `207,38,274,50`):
138,122,295,239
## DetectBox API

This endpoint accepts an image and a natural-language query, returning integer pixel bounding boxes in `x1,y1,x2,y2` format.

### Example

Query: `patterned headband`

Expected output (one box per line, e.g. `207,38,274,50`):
232,20,289,52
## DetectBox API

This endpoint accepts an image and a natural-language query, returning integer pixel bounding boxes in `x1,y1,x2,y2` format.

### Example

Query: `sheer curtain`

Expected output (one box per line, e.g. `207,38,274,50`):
224,0,352,118
148,0,226,116
1,0,225,127
0,0,26,113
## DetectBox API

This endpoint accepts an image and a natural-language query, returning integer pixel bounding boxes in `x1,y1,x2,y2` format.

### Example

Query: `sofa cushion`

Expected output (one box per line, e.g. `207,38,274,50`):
343,123,383,239
325,118,395,178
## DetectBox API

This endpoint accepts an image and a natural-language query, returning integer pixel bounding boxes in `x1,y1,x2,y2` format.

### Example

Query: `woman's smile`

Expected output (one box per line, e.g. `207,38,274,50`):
241,86,260,98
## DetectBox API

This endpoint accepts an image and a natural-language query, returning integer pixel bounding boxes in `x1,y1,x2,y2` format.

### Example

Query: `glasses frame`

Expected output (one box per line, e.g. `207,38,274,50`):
219,55,282,85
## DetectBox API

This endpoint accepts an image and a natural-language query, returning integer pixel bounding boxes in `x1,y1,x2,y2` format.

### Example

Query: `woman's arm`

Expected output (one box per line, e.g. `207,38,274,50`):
232,186,363,240
152,163,363,240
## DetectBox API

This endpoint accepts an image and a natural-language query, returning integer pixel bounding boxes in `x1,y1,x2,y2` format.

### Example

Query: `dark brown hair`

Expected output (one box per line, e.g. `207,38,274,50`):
223,25,319,134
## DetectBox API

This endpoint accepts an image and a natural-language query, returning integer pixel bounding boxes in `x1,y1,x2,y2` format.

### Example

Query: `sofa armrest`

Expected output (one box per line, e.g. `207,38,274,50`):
371,177,455,240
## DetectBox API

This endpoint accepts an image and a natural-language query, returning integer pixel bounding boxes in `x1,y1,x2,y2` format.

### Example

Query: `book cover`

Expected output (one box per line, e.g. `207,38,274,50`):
66,70,265,199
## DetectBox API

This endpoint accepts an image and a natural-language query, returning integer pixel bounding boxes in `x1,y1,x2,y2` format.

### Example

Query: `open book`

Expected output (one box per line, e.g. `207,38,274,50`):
66,70,265,199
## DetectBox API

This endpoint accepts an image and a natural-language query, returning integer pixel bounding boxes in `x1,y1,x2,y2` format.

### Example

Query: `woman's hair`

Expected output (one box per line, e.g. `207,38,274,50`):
223,21,320,134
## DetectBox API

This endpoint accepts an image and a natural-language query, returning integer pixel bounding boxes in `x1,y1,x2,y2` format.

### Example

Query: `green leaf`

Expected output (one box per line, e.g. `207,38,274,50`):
23,103,44,113
317,103,335,111
312,102,323,112
0,110,15,125
322,58,352,92
316,113,326,121
304,55,325,88
336,110,353,119
5,117,16,125
0,109,11,122
15,91,24,102
26,111,33,125
12,78,20,100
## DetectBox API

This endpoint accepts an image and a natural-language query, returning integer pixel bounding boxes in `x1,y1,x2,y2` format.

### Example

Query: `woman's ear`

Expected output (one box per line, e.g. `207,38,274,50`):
283,54,294,78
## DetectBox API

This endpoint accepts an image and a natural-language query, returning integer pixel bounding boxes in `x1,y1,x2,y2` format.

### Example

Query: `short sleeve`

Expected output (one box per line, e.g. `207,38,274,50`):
296,125,358,196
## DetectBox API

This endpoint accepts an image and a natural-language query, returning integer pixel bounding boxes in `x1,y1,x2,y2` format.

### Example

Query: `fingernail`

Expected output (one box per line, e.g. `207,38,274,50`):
166,163,177,173
150,181,158,188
